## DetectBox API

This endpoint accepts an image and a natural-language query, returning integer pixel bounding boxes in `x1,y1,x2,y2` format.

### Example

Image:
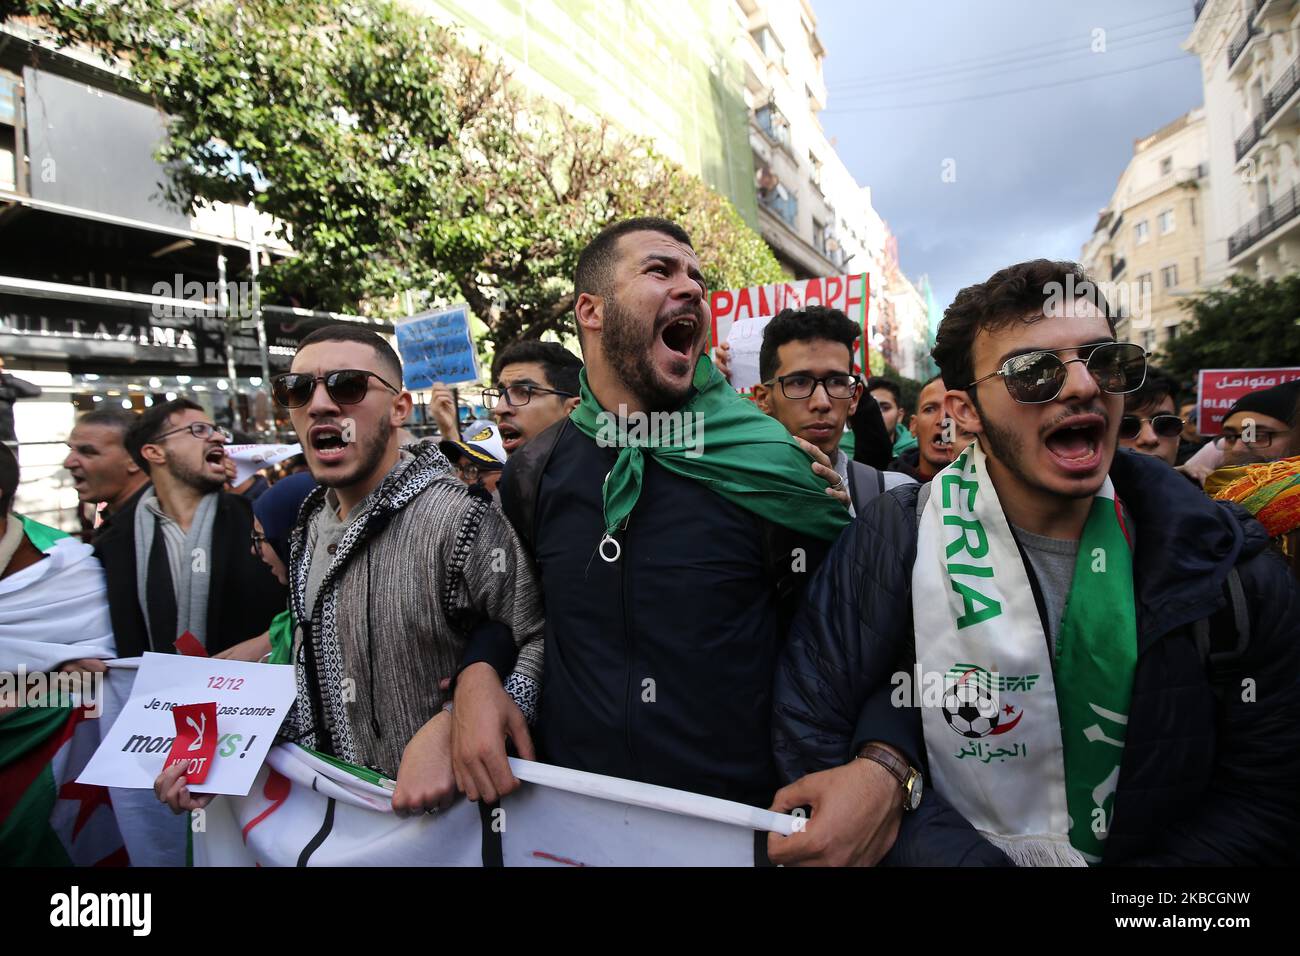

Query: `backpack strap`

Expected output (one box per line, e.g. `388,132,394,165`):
1193,567,1251,699
847,461,885,515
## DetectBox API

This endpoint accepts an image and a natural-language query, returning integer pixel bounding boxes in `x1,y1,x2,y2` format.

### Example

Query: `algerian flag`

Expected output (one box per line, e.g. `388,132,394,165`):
196,744,798,867
0,703,127,866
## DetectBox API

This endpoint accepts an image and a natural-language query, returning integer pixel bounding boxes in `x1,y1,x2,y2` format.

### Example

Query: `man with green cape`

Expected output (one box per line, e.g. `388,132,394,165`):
498,218,874,815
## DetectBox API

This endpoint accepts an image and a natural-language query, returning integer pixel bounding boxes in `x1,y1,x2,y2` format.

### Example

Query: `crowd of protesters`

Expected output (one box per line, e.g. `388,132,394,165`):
3,216,1298,867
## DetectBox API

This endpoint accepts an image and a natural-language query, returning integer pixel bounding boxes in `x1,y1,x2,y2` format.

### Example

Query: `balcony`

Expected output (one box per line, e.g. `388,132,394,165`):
1194,0,1208,18
1228,182,1300,258
754,104,792,153
1235,114,1265,161
1227,18,1260,73
758,185,798,228
1108,212,1125,239
1111,257,1126,280
1233,57,1300,161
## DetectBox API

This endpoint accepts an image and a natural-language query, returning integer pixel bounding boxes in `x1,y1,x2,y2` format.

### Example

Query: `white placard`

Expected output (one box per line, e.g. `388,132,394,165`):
77,653,296,796
723,315,774,393
224,443,303,485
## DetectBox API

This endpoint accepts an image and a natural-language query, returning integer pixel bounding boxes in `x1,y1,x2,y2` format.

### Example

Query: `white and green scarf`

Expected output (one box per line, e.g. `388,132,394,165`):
912,441,1137,865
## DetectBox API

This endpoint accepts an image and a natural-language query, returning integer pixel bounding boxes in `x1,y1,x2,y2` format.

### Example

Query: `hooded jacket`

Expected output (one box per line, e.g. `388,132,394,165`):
774,450,1300,865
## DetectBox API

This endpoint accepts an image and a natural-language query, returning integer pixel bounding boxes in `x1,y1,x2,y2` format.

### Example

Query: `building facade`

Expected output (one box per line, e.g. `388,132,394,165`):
1185,0,1300,282
0,18,389,529
1080,109,1210,352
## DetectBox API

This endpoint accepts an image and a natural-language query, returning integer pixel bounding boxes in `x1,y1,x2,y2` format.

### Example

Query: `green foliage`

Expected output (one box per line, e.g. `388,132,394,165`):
1161,273,1300,387
9,0,783,351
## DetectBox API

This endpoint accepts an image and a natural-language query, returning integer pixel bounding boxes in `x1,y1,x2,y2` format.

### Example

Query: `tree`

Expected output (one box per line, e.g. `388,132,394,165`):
9,0,784,350
1161,273,1300,386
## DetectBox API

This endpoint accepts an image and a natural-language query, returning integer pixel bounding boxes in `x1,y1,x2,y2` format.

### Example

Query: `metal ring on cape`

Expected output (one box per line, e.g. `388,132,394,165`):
598,533,622,563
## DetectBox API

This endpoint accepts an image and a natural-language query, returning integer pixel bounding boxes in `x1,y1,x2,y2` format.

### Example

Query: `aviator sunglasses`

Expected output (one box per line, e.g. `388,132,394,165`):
965,341,1147,404
1118,413,1184,441
271,369,400,408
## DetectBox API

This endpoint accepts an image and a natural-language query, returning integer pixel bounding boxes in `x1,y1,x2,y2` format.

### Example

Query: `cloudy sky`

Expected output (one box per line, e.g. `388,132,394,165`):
816,0,1206,311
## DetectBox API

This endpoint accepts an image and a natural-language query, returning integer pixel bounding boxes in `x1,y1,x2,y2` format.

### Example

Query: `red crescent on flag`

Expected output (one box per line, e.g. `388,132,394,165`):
989,709,1023,735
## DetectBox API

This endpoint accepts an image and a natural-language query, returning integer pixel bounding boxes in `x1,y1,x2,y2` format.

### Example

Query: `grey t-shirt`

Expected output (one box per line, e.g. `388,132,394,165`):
1011,525,1078,657
303,489,350,618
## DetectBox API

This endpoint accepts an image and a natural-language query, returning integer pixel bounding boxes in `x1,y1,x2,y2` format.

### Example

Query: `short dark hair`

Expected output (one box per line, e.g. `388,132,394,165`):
865,376,902,408
0,443,17,515
74,407,139,434
1124,365,1180,414
574,217,693,302
125,398,203,473
758,306,860,383
491,339,583,396
932,260,1116,392
296,324,403,385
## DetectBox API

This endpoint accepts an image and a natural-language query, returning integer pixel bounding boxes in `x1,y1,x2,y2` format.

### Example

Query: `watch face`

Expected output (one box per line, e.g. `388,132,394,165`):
907,772,924,810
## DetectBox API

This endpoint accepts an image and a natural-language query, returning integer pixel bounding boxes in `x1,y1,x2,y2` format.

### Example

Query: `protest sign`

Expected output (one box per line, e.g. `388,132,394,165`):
1196,367,1300,436
395,304,481,389
710,274,871,390
224,443,302,485
723,316,773,393
195,744,800,867
77,653,295,796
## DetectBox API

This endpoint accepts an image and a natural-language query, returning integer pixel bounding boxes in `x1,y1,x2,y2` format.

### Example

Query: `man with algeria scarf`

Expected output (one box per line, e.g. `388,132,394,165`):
769,259,1300,866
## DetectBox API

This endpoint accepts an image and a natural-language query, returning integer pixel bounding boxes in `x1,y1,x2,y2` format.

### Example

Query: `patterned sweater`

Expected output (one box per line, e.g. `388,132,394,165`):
282,441,544,777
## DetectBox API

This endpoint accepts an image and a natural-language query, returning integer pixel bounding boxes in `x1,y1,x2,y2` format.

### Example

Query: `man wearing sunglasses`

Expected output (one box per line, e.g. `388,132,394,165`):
154,324,546,821
1117,366,1184,467
770,259,1300,866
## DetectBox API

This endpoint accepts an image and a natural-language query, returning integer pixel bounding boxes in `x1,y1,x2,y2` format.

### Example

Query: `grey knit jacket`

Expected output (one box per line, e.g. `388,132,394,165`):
283,441,544,777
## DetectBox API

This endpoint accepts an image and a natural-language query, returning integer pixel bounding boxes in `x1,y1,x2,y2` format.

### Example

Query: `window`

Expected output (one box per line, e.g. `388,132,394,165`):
1194,256,1201,283
1162,264,1178,288
1158,210,1175,235
1160,156,1173,176
1166,324,1180,342
1189,198,1197,227
1137,272,1153,296
0,71,18,193
1135,220,1150,244
1142,329,1156,352
751,27,785,69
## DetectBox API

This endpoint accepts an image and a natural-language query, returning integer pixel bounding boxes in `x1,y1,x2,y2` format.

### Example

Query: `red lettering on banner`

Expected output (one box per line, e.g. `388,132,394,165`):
736,287,754,321
824,276,844,311
804,278,823,306
757,285,771,315
709,290,733,324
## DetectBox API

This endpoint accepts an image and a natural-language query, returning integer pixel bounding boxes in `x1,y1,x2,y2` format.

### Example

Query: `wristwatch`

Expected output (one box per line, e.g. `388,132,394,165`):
856,742,923,811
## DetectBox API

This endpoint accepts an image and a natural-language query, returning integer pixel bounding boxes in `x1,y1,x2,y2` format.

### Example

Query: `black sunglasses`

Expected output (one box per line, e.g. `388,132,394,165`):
1118,413,1184,441
271,369,400,408
965,342,1147,404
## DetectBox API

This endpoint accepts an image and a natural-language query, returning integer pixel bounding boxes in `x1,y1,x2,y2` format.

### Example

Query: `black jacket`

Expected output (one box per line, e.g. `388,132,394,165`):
773,450,1300,865
94,489,287,658
501,418,828,807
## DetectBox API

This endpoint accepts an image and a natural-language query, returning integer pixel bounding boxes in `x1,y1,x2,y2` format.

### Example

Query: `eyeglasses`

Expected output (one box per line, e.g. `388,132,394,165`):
1218,428,1281,449
965,342,1147,404
483,383,575,407
151,422,232,444
762,373,861,400
250,529,269,550
271,369,400,408
1118,414,1184,441
455,462,499,483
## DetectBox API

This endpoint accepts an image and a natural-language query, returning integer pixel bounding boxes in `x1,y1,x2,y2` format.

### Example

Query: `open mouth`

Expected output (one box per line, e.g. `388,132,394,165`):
659,315,699,358
309,425,348,463
497,422,522,452
204,447,227,466
1043,414,1106,473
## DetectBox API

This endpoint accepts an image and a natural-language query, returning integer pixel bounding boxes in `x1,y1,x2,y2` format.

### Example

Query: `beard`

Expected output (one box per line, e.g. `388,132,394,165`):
313,416,393,490
977,399,1108,500
169,455,226,495
602,296,701,412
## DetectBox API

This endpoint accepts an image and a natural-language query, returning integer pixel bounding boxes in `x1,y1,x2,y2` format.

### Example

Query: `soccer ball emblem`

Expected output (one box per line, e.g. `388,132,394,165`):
942,678,1000,738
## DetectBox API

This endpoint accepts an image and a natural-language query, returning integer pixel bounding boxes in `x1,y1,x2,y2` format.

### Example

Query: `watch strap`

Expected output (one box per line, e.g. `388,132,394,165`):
856,742,910,788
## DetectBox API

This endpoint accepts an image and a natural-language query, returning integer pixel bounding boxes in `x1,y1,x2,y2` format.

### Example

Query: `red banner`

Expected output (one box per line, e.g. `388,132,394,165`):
1196,367,1300,436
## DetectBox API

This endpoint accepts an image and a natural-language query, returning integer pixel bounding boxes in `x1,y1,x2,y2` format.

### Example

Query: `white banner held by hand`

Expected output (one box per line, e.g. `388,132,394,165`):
76,652,296,796
225,443,302,486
